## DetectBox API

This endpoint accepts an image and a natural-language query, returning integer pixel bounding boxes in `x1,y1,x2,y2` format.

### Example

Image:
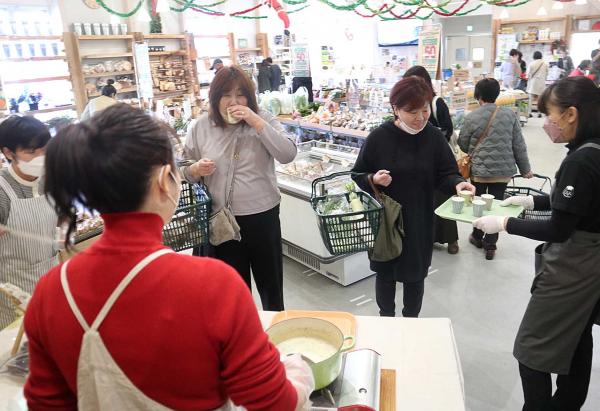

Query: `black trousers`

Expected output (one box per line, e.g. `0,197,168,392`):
471,181,509,250
214,206,285,311
433,190,459,244
375,271,424,318
519,298,600,411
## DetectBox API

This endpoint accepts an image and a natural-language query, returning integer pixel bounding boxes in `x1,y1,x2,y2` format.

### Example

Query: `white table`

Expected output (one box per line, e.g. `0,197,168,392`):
0,314,465,411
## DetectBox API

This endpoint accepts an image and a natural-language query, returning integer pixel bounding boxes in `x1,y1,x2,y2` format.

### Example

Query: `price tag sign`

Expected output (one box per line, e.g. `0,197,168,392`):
134,42,154,100
292,44,310,77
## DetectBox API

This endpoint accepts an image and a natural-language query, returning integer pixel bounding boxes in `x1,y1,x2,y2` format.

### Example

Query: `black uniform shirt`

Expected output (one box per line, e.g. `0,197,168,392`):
552,139,600,232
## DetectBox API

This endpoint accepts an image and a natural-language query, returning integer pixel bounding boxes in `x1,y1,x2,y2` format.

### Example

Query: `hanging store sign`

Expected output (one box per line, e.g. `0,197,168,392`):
418,25,441,79
292,44,310,77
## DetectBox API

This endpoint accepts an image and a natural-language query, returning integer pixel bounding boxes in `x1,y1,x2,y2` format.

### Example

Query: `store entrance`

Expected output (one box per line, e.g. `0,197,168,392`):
445,35,493,78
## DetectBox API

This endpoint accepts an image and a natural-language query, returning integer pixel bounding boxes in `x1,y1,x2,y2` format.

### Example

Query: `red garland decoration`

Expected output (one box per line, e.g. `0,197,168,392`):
230,1,267,15
354,3,392,17
388,6,421,18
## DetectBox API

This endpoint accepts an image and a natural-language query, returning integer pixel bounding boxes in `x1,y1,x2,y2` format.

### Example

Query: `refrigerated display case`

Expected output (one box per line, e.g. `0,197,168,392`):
276,141,374,286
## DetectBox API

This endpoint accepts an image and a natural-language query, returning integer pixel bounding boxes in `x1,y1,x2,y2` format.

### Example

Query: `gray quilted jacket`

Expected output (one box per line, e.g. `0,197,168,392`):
458,103,531,178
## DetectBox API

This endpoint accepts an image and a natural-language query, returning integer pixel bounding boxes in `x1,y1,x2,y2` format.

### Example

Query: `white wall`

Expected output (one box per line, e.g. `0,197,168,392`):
492,0,600,19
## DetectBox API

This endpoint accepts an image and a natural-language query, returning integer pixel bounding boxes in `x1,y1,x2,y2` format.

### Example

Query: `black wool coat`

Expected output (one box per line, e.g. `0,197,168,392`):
352,121,464,282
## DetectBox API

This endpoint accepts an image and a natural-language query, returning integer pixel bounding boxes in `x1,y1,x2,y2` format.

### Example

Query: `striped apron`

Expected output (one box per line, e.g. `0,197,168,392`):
0,175,58,329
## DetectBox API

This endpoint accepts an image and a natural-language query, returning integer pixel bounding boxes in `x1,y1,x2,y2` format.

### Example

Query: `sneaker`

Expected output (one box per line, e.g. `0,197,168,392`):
485,249,496,260
447,242,459,255
469,235,483,249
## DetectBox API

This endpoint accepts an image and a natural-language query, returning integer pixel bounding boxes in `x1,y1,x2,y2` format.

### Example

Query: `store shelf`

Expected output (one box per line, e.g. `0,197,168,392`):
84,70,135,78
145,34,186,39
149,50,187,56
153,90,189,98
0,56,66,62
81,52,133,59
23,105,76,115
77,35,132,40
0,35,62,41
234,48,262,52
4,75,71,84
518,40,555,44
88,87,137,97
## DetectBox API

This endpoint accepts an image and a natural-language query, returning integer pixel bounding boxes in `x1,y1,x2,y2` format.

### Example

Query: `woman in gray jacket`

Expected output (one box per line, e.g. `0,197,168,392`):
458,78,533,260
182,66,297,311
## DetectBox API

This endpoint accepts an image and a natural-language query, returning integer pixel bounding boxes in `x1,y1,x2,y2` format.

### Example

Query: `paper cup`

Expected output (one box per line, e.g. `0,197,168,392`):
451,196,465,214
472,199,486,217
481,194,494,211
459,190,473,206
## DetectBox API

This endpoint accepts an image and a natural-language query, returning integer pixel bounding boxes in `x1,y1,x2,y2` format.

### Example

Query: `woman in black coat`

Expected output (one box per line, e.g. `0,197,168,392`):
404,66,459,254
352,76,475,317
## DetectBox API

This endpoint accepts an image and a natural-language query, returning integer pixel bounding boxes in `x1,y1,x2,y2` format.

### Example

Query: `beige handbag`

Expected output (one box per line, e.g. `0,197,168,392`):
208,138,242,246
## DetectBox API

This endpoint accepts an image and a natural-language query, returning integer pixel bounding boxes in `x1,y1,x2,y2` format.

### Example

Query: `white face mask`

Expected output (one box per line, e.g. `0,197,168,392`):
398,119,427,135
15,155,45,178
159,166,181,209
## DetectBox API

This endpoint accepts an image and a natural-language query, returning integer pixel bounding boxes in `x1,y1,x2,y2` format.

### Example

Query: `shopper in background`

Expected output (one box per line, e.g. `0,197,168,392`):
352,76,475,318
500,49,521,89
25,104,313,410
403,65,459,255
590,40,600,85
0,116,58,330
516,51,528,91
458,78,533,260
473,76,600,411
258,59,272,94
266,57,283,92
210,58,224,73
183,66,296,312
80,79,118,121
569,60,595,81
527,51,549,118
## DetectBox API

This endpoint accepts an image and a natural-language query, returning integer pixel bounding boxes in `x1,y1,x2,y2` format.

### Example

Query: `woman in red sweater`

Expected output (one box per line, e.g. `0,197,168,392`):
24,104,313,410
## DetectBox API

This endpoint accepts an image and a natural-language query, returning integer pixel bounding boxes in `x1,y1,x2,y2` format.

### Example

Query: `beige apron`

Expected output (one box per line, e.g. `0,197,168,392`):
61,248,245,411
513,143,600,374
0,175,58,329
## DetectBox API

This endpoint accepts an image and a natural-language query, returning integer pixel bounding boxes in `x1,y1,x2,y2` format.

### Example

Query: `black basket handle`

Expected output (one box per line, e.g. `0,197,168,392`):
510,173,552,192
310,171,366,200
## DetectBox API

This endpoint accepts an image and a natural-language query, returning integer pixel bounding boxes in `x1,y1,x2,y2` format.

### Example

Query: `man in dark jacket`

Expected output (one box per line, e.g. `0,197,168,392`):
257,60,271,94
266,57,282,91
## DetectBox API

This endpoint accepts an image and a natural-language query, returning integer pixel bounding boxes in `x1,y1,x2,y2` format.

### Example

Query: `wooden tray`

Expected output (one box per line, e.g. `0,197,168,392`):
380,369,396,411
435,197,523,224
269,310,357,350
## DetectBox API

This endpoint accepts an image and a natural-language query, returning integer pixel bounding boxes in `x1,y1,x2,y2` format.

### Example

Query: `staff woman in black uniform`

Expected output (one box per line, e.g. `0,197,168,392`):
473,76,600,410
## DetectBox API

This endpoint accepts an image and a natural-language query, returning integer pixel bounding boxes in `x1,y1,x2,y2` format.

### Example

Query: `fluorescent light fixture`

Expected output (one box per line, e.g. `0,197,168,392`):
552,1,564,9
467,25,473,32
156,0,171,13
499,9,509,19
536,6,548,15
575,0,587,5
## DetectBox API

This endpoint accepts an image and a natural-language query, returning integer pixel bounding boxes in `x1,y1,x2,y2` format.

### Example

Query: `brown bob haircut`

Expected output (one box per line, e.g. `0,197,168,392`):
390,76,433,115
209,66,259,127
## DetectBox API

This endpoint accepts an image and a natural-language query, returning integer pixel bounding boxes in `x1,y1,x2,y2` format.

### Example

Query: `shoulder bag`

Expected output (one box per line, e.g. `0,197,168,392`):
457,106,499,179
367,175,404,263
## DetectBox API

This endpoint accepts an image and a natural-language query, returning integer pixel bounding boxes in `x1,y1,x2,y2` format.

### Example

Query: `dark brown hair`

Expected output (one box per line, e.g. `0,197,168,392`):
209,66,259,127
0,116,50,158
403,65,436,96
45,103,176,248
389,76,433,113
539,76,600,145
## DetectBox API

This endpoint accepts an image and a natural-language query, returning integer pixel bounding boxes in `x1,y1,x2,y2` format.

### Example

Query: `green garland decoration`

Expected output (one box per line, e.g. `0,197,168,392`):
95,0,144,17
230,4,310,18
316,0,368,11
171,0,228,12
281,0,308,5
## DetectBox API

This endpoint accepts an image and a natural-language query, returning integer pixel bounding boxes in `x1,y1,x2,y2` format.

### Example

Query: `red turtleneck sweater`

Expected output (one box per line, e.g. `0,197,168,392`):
24,212,296,411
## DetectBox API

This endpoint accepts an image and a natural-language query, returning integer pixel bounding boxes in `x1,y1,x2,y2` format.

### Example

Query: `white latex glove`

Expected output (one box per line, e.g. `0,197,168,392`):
473,216,508,235
501,195,534,210
282,354,315,411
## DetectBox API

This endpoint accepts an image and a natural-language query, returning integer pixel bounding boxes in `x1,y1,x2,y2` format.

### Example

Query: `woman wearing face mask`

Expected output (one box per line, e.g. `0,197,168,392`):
24,104,313,410
0,115,58,329
351,76,475,318
474,77,600,410
458,78,533,260
182,66,296,312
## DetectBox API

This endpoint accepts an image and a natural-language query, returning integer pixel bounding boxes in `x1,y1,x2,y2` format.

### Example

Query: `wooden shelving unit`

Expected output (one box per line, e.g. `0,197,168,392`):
227,32,269,76
64,32,139,115
0,34,75,117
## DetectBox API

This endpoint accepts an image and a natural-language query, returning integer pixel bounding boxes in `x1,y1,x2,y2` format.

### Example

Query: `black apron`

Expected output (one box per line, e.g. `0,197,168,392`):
513,143,600,374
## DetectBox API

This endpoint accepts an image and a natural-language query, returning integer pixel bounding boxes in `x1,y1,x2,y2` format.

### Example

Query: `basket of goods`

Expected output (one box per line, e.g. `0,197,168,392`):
163,181,211,251
310,172,382,255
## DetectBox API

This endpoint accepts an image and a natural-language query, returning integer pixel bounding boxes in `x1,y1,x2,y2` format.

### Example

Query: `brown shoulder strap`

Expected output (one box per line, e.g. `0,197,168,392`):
367,174,383,203
471,106,499,155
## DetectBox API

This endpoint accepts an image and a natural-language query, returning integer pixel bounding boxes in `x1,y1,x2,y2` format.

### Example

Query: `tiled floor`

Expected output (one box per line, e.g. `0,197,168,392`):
251,117,600,411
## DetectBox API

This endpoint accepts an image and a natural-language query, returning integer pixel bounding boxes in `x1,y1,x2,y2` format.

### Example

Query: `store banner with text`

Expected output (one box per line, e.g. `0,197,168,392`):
292,44,310,77
418,26,441,79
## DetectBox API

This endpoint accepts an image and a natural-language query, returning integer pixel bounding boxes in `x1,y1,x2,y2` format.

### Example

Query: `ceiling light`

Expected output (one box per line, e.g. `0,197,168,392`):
552,1,564,9
536,6,548,15
575,0,587,5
